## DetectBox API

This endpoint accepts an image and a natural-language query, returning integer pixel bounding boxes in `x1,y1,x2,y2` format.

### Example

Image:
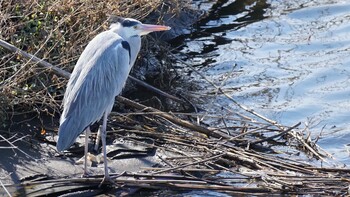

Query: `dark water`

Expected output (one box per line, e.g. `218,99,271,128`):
173,0,350,164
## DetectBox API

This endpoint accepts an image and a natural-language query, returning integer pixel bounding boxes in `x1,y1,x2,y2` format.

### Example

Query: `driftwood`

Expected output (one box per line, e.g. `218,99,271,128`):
1,38,350,196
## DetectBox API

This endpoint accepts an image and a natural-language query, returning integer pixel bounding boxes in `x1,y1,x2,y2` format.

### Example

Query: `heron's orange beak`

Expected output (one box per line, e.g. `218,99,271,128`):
139,24,171,35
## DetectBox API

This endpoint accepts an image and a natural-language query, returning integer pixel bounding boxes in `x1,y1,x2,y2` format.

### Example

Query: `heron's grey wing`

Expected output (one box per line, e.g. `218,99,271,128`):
62,31,128,107
57,31,131,151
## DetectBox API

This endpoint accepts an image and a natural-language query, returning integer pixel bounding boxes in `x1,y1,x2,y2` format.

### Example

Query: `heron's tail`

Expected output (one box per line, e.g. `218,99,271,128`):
57,116,83,152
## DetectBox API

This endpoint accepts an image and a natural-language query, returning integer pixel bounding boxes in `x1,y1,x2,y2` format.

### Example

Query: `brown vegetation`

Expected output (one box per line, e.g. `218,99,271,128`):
0,0,176,125
1,0,350,196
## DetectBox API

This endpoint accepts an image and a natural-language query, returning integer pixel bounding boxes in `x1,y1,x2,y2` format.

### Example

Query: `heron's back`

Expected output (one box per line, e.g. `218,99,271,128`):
57,30,132,151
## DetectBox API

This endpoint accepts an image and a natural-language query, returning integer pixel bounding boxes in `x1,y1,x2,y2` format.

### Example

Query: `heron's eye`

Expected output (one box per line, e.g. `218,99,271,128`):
133,25,139,30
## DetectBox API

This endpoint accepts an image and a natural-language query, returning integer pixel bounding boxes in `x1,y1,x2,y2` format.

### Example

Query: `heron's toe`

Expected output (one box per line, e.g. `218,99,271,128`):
98,175,114,187
81,172,91,178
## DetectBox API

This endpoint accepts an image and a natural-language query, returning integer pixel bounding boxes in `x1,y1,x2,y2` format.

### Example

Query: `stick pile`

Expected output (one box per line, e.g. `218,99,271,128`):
1,38,350,196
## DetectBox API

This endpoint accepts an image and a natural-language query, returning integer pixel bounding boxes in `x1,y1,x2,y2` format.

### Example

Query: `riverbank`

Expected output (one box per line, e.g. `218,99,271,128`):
1,0,350,196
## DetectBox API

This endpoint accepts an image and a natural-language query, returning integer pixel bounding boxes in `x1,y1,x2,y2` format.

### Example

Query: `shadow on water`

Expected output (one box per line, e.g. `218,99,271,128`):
171,0,350,165
171,0,270,61
192,0,269,35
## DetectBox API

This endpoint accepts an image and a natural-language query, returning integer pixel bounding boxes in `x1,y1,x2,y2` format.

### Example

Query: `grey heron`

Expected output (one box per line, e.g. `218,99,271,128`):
56,17,170,183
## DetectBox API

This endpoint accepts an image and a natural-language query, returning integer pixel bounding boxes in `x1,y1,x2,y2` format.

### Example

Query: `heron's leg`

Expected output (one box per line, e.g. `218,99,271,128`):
100,111,112,183
94,127,101,152
83,127,91,177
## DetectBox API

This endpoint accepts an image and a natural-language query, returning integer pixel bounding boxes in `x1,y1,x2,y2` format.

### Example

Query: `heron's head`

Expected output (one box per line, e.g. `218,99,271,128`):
110,17,170,38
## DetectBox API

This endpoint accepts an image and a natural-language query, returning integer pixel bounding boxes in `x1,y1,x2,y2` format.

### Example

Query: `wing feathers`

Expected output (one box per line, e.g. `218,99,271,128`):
57,31,131,151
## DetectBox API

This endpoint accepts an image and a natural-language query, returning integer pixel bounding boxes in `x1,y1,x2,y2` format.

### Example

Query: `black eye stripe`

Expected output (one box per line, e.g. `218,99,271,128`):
115,17,140,27
122,19,139,27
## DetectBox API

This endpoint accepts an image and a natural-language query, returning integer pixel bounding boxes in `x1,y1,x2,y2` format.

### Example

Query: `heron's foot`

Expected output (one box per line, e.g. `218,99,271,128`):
81,171,91,178
98,175,114,188
111,171,127,179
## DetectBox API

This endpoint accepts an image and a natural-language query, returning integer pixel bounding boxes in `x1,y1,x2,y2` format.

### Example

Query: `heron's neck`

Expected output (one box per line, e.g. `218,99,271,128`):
110,27,141,67
125,35,141,67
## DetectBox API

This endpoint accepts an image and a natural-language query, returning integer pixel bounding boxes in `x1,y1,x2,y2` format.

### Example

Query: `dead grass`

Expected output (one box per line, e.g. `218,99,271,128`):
1,1,349,196
0,0,179,126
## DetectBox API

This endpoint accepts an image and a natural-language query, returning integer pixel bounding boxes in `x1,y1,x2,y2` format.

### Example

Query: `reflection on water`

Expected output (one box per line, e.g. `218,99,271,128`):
173,0,350,164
